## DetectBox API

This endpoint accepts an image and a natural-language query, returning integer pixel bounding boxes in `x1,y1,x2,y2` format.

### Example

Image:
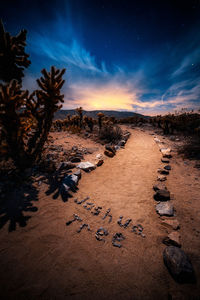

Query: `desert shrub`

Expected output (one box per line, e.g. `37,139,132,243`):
76,107,83,128
84,116,94,132
97,112,104,130
0,20,66,169
178,136,200,160
99,124,122,143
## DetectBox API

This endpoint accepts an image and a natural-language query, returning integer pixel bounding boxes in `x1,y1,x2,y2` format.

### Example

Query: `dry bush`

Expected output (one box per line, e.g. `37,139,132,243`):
99,124,122,143
178,136,200,160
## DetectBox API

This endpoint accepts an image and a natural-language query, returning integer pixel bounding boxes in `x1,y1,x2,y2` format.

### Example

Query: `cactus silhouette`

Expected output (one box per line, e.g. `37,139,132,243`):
0,20,66,169
0,19,31,83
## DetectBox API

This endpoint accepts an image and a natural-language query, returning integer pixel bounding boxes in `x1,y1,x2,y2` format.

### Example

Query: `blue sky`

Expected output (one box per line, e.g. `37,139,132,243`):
1,0,200,115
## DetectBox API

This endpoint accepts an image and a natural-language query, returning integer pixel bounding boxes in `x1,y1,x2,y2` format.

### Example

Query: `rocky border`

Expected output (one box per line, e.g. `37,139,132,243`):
152,134,195,283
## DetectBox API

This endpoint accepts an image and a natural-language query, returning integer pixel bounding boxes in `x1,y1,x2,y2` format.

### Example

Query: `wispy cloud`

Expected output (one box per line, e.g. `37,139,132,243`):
24,11,200,116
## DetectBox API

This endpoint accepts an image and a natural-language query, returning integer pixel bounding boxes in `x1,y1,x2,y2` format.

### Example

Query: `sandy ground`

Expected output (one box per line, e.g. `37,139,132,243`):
0,128,200,299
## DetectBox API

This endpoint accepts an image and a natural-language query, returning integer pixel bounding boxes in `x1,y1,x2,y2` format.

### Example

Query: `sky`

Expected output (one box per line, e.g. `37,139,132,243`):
1,0,200,115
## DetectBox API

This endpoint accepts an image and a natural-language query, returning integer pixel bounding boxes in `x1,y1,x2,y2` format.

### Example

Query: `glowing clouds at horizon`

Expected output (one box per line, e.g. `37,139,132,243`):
62,83,136,111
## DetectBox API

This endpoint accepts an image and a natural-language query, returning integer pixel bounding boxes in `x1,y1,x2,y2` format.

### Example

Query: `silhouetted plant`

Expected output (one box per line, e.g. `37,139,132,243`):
76,107,83,128
99,124,122,143
0,20,66,169
97,112,104,130
0,19,31,83
84,116,94,132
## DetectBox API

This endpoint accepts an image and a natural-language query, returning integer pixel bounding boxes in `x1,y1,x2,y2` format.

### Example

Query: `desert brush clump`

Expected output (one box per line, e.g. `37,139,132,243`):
99,124,123,143
0,20,66,170
97,112,104,130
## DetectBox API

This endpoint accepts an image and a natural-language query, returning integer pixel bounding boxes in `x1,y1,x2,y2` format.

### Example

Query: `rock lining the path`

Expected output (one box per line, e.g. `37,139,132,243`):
156,202,174,216
164,165,171,171
157,168,169,175
153,183,167,191
77,161,96,172
161,158,170,163
154,189,170,201
161,219,180,230
163,231,181,247
163,246,195,283
157,175,167,181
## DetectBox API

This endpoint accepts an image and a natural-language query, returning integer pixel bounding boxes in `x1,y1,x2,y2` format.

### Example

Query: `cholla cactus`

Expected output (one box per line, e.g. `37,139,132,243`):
0,21,66,169
0,19,31,83
76,107,83,128
84,116,94,132
97,112,104,130
26,66,66,162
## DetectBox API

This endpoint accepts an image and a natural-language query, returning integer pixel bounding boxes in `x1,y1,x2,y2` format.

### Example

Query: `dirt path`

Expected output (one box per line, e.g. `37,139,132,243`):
0,129,198,299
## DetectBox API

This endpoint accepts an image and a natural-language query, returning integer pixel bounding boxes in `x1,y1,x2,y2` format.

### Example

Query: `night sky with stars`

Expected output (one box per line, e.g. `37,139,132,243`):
1,0,200,115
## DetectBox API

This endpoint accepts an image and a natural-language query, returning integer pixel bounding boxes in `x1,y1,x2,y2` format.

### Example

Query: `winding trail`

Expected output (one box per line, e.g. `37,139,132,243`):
0,129,176,299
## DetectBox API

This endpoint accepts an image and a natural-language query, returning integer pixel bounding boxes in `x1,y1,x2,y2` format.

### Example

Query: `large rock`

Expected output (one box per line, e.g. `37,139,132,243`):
96,159,104,167
154,137,161,143
156,202,174,216
153,183,167,191
104,150,115,157
161,219,180,230
163,246,195,283
160,148,172,158
77,161,96,172
118,140,126,147
105,144,116,154
70,157,81,163
157,168,169,175
154,189,170,201
161,158,170,163
73,169,81,179
157,175,167,181
164,165,171,171
163,232,181,247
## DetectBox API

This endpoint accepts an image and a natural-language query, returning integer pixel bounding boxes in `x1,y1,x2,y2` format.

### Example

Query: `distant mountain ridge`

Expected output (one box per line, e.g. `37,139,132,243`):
54,109,148,120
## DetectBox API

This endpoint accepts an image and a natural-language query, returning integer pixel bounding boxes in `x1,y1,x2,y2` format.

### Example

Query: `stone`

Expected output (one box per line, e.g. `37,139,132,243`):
157,175,167,181
96,159,104,167
73,169,81,180
77,161,96,172
154,137,161,143
123,132,131,141
163,232,181,247
104,150,115,157
158,168,169,175
156,202,174,216
96,154,102,159
161,158,170,163
114,145,121,151
153,183,167,191
105,144,116,154
164,165,171,171
160,148,172,158
154,189,170,201
70,157,81,163
62,174,78,191
161,219,180,230
163,246,195,283
118,140,126,147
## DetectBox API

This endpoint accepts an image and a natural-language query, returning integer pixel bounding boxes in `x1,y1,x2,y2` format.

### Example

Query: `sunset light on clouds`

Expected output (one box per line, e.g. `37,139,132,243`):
2,0,200,115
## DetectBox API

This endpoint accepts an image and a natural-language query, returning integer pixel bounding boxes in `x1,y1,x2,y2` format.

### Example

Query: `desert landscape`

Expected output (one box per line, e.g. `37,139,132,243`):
1,0,200,299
